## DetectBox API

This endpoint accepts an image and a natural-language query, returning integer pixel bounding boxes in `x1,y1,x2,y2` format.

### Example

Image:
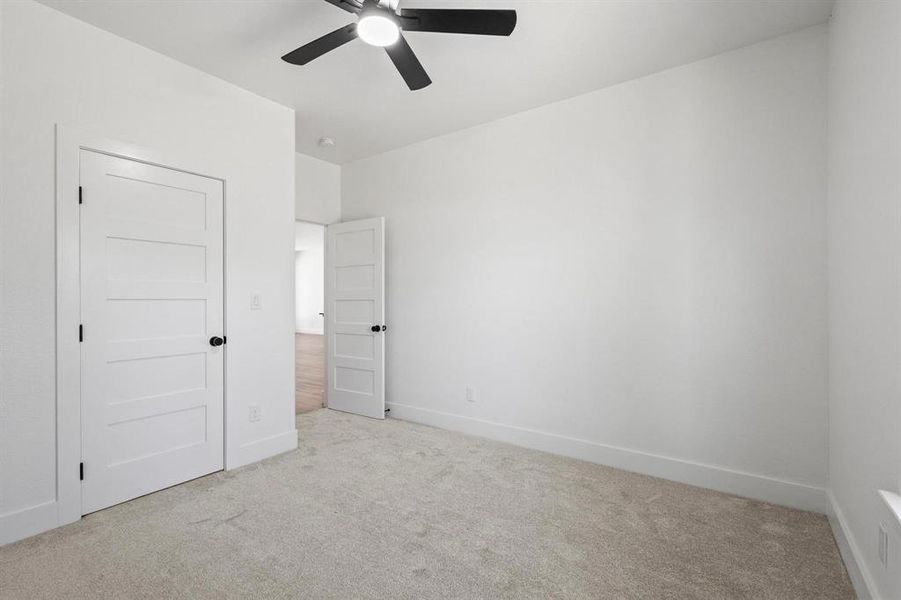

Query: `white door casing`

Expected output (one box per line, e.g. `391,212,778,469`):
325,217,386,419
80,150,225,514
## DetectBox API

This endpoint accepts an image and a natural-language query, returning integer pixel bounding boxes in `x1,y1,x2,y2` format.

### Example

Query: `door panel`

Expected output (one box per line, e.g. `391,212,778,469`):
80,150,224,514
326,217,385,419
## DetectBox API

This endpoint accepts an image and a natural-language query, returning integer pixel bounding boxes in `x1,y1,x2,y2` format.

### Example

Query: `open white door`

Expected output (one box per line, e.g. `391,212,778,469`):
80,150,225,514
325,217,385,419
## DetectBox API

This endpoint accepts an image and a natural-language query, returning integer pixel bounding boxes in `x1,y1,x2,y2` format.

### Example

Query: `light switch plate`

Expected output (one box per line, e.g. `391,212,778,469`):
251,291,262,310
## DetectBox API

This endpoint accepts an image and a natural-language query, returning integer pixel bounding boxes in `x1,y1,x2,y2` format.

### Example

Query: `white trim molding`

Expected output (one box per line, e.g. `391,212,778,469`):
3,123,294,548
827,490,878,600
230,430,298,470
878,489,901,529
56,124,230,526
6,124,235,548
0,502,58,546
386,402,827,513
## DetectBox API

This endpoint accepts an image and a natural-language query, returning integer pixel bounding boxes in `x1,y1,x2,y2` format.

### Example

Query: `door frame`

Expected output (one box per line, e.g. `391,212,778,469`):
294,219,329,408
55,124,228,526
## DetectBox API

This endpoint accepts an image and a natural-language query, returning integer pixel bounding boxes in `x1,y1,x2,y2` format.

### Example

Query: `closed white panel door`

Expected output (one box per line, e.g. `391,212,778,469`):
80,150,224,514
326,217,385,419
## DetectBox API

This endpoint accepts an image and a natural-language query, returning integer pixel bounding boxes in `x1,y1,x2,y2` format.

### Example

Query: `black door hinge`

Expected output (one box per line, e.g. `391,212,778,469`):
78,186,83,204
79,324,83,342
79,462,84,481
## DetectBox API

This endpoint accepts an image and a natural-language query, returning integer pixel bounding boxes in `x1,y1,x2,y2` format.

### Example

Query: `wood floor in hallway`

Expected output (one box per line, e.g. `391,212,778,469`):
296,333,324,414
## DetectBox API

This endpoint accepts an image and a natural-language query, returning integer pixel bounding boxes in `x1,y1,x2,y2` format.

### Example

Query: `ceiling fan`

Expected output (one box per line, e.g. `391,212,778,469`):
281,0,517,91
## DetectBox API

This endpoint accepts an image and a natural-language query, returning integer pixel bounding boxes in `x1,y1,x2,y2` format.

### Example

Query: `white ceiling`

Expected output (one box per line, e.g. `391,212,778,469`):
39,0,833,164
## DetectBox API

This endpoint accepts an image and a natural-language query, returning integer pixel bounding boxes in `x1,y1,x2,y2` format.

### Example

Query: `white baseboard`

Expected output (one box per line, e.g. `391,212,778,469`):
229,429,298,470
0,501,58,546
827,489,878,599
2,430,299,546
386,402,827,513
296,329,323,335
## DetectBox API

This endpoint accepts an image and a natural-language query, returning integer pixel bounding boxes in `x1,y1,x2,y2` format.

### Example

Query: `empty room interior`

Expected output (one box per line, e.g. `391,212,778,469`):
0,0,899,598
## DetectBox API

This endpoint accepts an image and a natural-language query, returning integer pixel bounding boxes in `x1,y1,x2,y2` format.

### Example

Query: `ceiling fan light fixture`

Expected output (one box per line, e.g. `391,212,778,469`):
281,1,517,91
356,14,399,47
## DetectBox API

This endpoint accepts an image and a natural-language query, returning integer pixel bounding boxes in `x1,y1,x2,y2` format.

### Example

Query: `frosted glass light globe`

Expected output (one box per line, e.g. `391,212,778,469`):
357,15,399,47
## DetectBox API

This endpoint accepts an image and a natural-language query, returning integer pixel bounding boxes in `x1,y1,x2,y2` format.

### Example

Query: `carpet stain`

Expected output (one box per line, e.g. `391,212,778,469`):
222,509,247,524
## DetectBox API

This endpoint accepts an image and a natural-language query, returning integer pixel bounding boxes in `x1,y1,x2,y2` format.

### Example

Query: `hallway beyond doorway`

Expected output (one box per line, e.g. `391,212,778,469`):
296,333,324,413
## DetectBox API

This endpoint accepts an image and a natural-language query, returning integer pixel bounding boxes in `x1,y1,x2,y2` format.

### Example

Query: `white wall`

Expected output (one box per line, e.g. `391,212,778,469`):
296,152,340,224
0,0,296,544
827,1,901,598
342,26,829,511
295,222,325,334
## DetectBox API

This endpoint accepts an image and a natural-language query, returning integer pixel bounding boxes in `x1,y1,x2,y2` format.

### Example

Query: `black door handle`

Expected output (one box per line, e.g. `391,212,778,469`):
209,336,224,347
370,325,387,333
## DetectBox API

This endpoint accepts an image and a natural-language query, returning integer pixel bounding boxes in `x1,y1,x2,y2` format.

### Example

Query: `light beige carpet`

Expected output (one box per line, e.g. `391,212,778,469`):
1,410,853,599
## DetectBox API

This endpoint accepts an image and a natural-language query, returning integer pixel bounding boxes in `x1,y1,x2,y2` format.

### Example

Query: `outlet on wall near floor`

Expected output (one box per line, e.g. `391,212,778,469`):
249,404,262,422
879,524,889,568
466,387,476,403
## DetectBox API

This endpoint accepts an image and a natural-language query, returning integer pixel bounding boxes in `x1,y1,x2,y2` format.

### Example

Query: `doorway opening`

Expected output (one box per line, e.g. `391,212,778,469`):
295,221,326,414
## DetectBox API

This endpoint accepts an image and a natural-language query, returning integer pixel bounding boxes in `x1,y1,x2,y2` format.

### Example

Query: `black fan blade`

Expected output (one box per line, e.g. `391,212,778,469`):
385,34,431,91
322,0,363,13
398,9,516,36
282,24,357,65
